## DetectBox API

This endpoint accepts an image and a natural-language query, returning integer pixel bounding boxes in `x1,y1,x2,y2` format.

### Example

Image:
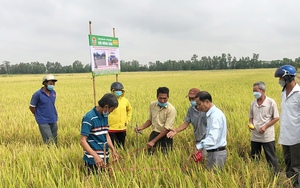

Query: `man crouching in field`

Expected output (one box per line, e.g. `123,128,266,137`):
80,93,119,174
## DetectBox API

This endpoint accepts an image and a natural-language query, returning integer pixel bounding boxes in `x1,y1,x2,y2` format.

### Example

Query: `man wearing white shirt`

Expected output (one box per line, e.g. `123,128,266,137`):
275,65,300,188
192,91,227,170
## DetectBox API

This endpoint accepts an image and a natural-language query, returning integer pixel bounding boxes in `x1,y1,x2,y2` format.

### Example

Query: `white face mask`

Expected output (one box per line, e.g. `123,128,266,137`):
102,110,109,117
278,80,286,87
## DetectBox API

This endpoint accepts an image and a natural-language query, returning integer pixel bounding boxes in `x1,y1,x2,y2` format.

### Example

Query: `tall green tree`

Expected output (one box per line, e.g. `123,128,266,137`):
72,60,84,73
2,61,11,74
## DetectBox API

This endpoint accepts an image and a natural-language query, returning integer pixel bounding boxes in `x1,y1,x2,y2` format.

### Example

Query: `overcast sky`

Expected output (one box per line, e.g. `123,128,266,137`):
1,0,300,66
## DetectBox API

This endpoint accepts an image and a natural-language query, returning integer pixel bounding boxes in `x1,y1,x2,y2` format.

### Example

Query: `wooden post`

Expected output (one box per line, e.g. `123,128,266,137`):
136,122,138,158
89,21,97,106
113,27,116,37
113,28,119,82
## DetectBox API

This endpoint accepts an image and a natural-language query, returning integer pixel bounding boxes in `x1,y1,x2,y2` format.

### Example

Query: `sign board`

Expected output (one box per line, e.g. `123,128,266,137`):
88,34,120,76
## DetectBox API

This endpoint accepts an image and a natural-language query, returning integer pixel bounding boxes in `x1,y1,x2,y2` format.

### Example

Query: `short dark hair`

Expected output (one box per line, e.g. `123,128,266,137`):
157,87,169,97
98,93,118,108
195,91,212,102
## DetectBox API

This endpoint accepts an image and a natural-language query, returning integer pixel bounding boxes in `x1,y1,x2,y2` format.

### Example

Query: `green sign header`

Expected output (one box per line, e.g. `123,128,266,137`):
88,35,119,47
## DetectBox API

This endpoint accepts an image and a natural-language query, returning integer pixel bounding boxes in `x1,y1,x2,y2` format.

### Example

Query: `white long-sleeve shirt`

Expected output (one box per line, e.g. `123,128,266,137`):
279,84,300,145
196,105,227,150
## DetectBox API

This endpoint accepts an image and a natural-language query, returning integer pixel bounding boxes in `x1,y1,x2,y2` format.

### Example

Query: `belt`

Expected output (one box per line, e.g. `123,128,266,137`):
206,146,226,153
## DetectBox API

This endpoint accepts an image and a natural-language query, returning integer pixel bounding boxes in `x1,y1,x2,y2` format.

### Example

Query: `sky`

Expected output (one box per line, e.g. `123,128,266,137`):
1,0,300,66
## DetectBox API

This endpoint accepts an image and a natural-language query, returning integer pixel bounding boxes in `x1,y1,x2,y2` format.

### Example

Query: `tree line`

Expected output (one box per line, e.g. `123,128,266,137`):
120,53,300,72
0,60,90,74
1,53,300,74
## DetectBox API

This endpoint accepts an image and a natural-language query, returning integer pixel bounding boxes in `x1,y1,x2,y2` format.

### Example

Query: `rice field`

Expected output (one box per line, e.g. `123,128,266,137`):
0,69,296,187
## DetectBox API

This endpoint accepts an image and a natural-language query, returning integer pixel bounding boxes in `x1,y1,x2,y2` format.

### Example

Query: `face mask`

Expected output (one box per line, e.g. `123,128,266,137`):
158,101,168,107
190,100,197,106
47,85,54,91
114,91,122,97
253,92,262,99
278,80,286,87
102,110,109,117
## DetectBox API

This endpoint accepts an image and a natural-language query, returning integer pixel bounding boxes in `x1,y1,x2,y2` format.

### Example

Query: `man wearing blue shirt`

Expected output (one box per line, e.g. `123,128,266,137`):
29,74,58,145
80,93,119,174
192,91,227,170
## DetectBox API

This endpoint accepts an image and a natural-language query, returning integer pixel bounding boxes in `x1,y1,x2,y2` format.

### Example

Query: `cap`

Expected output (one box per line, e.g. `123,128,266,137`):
187,88,200,97
42,74,57,84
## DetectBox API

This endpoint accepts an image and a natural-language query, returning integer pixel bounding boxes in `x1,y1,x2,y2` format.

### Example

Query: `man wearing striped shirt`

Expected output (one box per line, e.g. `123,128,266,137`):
80,93,119,174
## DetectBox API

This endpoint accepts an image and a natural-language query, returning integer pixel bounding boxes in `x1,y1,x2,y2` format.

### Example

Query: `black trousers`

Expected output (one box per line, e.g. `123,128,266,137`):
251,141,279,174
85,162,105,175
148,131,173,155
109,131,126,149
282,143,300,187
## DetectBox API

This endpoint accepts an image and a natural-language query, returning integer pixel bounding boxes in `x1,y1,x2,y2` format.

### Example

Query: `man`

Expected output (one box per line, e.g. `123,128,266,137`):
192,91,227,170
29,74,58,145
167,88,207,143
108,82,132,149
248,81,279,174
80,93,119,174
135,87,176,154
275,65,300,187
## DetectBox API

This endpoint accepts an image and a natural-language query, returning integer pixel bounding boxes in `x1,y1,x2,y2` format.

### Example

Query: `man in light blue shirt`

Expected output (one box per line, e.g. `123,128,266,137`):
192,91,227,170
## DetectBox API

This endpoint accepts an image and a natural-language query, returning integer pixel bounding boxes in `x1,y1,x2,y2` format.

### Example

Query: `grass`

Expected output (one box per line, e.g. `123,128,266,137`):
0,69,296,187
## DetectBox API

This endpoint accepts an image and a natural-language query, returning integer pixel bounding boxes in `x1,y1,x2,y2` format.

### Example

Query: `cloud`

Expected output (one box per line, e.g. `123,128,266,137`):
1,0,300,66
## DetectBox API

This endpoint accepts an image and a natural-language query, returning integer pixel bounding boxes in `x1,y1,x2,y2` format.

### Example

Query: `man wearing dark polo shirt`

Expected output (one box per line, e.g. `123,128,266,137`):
135,87,176,155
29,74,58,145
167,88,207,143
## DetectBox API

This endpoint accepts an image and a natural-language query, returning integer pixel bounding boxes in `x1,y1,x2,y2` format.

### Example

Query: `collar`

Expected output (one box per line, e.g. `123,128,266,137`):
255,95,267,106
284,83,300,97
40,87,53,94
292,83,300,92
192,105,201,112
93,106,102,118
206,105,216,117
156,101,168,108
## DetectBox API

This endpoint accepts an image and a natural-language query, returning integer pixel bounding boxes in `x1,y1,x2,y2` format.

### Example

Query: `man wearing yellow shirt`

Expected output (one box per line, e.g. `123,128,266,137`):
135,87,176,155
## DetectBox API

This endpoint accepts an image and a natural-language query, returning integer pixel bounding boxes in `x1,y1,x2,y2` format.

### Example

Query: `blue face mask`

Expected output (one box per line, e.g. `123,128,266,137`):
190,100,197,106
47,85,54,91
253,91,262,99
114,91,123,97
158,101,168,107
